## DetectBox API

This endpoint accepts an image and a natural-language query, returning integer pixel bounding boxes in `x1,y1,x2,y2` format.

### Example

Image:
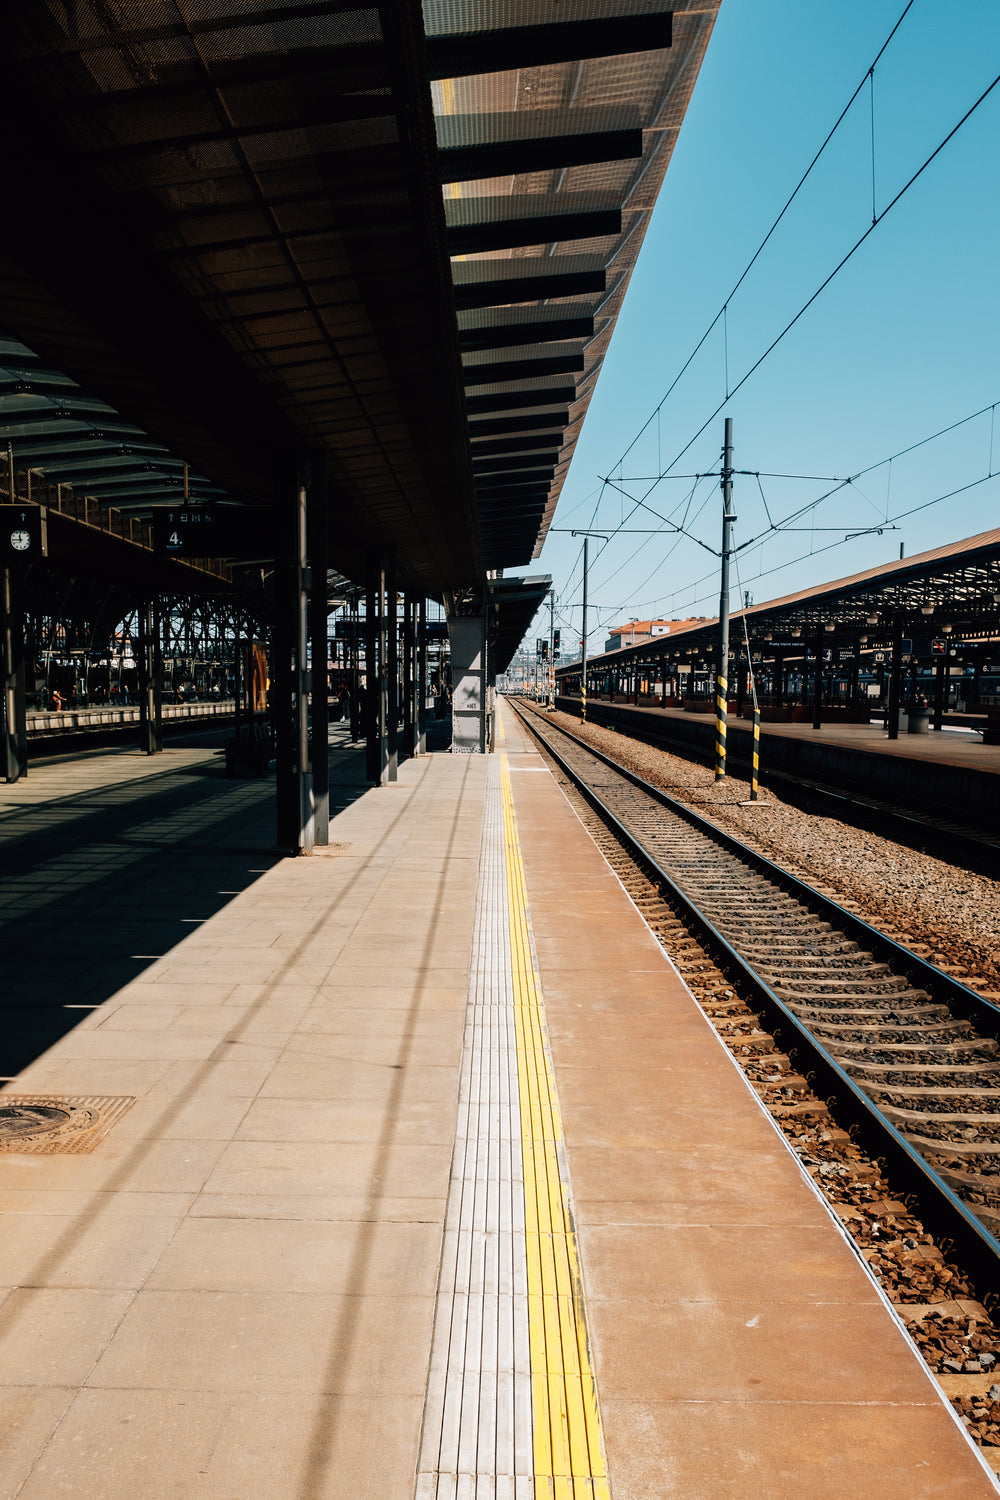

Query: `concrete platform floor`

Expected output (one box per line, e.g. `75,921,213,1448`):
0,710,995,1497
574,698,1000,774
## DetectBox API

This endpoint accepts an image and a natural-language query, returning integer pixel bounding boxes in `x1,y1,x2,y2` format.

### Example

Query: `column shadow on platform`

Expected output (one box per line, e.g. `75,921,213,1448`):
0,737,371,1079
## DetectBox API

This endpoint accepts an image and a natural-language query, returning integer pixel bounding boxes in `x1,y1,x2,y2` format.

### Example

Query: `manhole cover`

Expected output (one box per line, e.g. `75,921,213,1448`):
0,1102,74,1139
0,1095,135,1153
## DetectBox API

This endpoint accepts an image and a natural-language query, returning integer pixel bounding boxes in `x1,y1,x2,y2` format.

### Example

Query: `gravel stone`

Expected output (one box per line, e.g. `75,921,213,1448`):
547,709,1000,1000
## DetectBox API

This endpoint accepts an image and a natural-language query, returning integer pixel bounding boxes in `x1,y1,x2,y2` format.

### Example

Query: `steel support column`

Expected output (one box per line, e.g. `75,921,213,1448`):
308,460,329,844
932,653,946,730
887,624,903,740
386,552,398,782
812,636,823,730
1,563,26,782
365,552,388,783
138,597,162,754
350,593,361,743
274,462,314,852
402,592,415,759
417,598,427,756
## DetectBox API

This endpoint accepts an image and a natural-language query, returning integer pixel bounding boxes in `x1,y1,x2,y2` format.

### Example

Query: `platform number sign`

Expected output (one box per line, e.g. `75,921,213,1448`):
151,506,276,561
4,505,47,558
152,506,218,557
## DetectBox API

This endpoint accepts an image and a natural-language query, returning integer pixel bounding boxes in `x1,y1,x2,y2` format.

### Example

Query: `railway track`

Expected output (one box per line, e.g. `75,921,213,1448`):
511,698,1000,1297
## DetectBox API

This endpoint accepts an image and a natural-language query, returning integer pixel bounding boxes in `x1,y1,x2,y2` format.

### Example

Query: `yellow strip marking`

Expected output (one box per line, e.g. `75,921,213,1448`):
501,752,611,1498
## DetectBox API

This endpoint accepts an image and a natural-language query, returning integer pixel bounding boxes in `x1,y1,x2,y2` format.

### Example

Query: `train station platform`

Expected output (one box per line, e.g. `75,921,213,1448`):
558,696,1000,826
0,707,995,1497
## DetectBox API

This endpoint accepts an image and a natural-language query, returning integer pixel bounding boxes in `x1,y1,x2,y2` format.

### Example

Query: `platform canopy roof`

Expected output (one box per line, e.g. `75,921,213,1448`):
0,1,719,598
562,528,1000,672
488,573,552,673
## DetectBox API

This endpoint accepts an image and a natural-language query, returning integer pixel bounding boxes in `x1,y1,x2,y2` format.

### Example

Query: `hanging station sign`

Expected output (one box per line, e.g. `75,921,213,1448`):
151,506,276,560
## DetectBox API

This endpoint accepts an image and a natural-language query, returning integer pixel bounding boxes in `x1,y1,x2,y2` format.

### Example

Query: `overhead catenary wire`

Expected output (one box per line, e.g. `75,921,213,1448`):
552,21,998,601
593,1,919,483
640,62,1000,506
558,395,999,628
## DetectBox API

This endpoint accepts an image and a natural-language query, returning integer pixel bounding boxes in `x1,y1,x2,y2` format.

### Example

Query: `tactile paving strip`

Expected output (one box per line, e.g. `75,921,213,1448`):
415,754,609,1499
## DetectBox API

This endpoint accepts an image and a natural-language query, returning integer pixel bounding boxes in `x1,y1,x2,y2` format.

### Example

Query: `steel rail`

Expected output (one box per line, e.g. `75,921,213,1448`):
510,698,1000,1305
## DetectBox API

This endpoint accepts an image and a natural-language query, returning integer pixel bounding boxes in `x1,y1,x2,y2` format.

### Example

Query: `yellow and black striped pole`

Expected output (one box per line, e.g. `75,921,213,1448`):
714,671,728,779
715,417,734,781
750,707,760,800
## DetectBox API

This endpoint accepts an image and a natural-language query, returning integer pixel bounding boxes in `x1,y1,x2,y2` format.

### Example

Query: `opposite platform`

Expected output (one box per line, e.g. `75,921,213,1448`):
0,711,995,1496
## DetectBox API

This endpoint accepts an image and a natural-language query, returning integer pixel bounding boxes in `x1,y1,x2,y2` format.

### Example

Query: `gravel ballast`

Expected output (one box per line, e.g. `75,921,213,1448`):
544,708,1000,1001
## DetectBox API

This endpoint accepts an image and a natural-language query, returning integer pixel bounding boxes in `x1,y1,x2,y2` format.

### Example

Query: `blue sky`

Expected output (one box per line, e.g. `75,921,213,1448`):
535,0,1000,653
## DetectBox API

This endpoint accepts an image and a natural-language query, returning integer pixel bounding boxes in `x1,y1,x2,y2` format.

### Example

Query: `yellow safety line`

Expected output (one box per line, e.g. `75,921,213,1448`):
501,751,611,1500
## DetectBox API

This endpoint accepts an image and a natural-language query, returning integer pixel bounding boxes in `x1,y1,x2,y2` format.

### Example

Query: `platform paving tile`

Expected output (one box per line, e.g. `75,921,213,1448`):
567,1143,831,1223
98,980,239,1006
600,1398,990,1500
13,1389,426,1500
107,1093,254,1142
0,1388,77,1499
234,1095,458,1145
590,1297,936,1403
308,985,468,1012
0,1188,196,1218
0,1288,134,1386
0,1212,181,1290
259,1057,466,1104
0,1136,228,1195
200,1138,452,1201
9,1059,175,1097
145,1215,441,1295
281,1024,464,1068
188,1192,449,1223
34,1028,236,1061
87,1288,436,1395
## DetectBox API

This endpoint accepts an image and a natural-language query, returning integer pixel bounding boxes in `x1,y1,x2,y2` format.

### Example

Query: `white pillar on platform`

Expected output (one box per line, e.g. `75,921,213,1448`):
448,608,493,754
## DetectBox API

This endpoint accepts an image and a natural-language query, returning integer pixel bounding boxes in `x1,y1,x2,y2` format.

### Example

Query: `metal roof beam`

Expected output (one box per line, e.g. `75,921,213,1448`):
458,311,594,352
470,434,566,457
469,411,571,439
472,453,558,475
475,482,551,501
446,195,621,255
451,256,606,310
425,11,672,80
438,107,643,183
465,387,578,415
464,347,585,385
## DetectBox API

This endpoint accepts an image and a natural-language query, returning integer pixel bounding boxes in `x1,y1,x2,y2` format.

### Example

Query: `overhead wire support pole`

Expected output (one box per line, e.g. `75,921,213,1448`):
572,530,608,725
547,587,555,711
581,536,589,722
716,417,734,780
